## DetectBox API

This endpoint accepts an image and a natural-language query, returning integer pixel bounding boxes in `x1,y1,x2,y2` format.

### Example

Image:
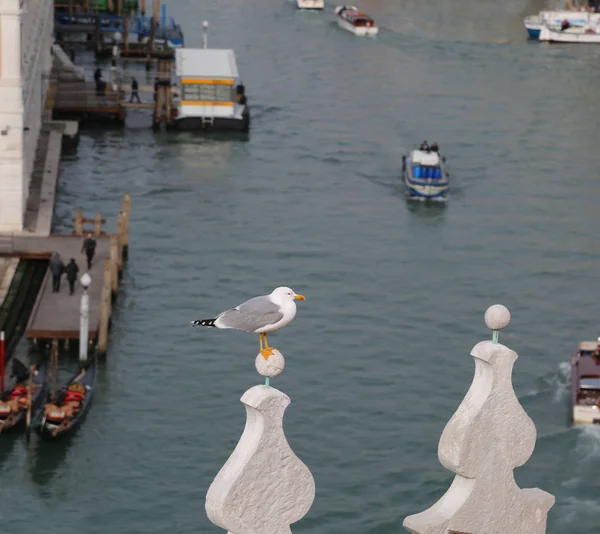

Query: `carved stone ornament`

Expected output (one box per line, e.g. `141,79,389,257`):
403,305,555,534
206,385,315,534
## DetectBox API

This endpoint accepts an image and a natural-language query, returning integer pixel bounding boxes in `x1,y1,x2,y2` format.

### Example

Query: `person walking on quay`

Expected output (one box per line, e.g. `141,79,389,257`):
65,258,80,296
130,77,141,103
94,67,102,84
81,233,97,270
49,254,65,293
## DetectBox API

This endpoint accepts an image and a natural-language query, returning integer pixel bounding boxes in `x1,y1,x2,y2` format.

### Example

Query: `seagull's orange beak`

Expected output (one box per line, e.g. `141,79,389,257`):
294,294,306,301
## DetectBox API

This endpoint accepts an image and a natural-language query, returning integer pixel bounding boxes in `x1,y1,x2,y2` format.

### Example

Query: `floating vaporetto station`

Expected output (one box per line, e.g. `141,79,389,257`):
173,22,250,132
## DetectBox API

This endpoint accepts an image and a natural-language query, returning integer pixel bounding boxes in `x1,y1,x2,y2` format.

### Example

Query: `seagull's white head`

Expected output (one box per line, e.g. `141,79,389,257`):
271,286,306,303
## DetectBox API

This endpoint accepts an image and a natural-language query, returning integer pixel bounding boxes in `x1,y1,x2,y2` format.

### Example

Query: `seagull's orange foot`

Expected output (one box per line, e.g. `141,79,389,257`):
260,347,274,360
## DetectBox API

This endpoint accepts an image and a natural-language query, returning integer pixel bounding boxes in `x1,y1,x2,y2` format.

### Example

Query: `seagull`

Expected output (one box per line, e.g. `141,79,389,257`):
191,287,306,359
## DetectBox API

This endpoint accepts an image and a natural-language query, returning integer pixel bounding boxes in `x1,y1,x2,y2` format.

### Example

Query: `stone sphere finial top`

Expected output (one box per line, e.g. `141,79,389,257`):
484,304,511,332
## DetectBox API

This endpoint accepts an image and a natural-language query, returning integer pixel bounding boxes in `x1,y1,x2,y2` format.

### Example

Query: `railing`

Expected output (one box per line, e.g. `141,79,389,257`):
203,305,555,533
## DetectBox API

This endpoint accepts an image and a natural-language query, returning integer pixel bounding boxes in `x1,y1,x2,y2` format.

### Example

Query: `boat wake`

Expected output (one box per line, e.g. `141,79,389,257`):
573,424,600,460
405,194,448,203
520,361,570,402
551,361,571,402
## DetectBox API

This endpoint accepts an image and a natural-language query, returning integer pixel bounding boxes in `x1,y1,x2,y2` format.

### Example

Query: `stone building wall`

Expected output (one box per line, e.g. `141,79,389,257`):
0,0,53,232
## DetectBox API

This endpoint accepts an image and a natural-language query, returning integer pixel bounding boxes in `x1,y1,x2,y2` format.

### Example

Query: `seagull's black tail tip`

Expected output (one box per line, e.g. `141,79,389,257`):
191,318,217,327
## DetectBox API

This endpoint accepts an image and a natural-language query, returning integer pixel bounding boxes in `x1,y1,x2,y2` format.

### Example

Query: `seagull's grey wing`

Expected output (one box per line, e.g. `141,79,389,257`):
214,296,284,332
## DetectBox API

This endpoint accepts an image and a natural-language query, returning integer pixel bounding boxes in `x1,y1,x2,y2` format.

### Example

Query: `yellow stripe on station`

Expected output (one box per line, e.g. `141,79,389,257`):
181,101,234,107
181,78,234,85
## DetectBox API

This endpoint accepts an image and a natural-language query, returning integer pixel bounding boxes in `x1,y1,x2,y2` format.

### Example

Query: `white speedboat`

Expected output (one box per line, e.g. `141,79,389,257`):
334,5,379,36
523,10,600,38
539,21,600,42
402,148,448,201
297,0,324,9
571,341,600,424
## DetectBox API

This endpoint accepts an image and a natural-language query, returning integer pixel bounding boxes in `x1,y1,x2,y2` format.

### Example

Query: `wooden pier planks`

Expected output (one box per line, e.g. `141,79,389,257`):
53,80,122,116
13,235,111,340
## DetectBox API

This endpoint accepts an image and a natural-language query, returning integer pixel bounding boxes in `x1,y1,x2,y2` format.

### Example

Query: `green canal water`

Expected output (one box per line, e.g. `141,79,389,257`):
3,0,600,532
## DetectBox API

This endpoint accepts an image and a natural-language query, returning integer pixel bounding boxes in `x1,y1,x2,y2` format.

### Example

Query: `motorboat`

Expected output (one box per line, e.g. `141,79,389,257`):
334,5,379,36
539,20,600,42
402,147,448,201
523,10,600,38
297,0,325,9
571,341,600,424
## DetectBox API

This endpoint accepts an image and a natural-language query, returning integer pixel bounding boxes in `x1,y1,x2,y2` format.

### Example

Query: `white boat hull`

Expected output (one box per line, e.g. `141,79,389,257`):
524,11,600,39
404,181,448,200
335,16,379,36
297,0,324,9
403,150,448,200
573,404,600,424
539,25,600,43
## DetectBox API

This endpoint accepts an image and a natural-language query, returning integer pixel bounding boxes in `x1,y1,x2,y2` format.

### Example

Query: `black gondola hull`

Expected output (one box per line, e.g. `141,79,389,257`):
0,359,48,435
37,358,96,441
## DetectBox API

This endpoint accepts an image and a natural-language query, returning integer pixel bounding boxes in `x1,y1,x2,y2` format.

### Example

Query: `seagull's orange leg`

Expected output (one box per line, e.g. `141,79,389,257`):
260,332,274,360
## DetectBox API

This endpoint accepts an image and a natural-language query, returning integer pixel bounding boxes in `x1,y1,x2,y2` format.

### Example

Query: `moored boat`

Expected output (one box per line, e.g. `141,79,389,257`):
297,0,325,9
523,9,600,39
172,48,250,132
38,356,96,440
334,5,379,36
402,144,449,201
539,20,600,42
571,340,600,424
0,358,47,435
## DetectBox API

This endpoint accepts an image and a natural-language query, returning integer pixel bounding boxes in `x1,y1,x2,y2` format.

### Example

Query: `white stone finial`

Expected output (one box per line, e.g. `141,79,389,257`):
484,304,511,331
485,304,511,344
403,308,555,534
255,349,285,379
206,385,315,534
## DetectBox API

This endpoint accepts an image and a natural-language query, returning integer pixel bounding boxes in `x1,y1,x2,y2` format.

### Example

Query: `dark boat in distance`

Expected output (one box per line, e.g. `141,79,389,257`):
0,358,47,434
571,340,600,424
38,357,97,440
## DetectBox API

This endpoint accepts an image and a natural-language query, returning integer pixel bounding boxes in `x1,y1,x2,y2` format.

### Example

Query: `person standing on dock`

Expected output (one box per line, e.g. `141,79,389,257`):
81,233,97,270
49,254,65,293
130,77,141,103
65,259,80,296
94,67,102,84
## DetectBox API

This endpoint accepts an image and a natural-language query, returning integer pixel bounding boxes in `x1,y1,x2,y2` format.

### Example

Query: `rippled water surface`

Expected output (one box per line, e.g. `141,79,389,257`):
3,0,600,532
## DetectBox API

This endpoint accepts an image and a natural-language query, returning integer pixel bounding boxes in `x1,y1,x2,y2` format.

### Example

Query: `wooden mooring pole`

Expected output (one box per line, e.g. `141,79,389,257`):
116,212,125,275
110,234,119,294
94,212,103,236
120,193,131,260
75,210,84,236
97,257,112,357
86,197,131,357
72,210,107,236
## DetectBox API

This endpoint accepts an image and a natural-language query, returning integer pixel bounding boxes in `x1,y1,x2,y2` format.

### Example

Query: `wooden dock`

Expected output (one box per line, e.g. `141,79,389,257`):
52,80,125,122
1,194,131,356
51,63,175,126
23,234,110,341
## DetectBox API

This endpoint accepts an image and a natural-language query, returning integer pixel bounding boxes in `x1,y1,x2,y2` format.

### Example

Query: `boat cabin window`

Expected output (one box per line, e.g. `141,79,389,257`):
578,376,600,405
181,83,233,103
412,165,442,179
353,17,372,26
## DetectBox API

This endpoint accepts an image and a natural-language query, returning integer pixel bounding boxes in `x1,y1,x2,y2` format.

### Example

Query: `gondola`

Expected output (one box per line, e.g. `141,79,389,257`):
0,358,48,435
37,356,97,440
